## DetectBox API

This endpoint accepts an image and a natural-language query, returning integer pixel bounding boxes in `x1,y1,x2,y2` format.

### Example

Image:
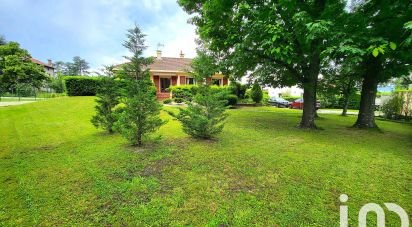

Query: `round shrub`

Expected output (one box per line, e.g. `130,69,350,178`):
174,97,184,103
226,94,238,105
163,98,172,104
229,82,247,99
250,82,263,103
170,85,196,101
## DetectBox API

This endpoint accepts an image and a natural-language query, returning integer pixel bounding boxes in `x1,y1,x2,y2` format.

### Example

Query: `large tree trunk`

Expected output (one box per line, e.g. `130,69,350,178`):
300,82,317,128
299,53,320,128
353,60,379,128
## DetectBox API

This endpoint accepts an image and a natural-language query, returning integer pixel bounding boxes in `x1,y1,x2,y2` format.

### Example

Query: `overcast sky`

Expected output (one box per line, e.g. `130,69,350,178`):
0,0,197,72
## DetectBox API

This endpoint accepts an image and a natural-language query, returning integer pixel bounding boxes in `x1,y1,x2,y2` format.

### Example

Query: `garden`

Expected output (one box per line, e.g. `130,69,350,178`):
0,96,411,226
1,0,411,225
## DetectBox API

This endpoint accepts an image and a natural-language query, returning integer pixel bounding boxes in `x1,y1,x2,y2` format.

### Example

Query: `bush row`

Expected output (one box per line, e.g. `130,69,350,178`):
64,76,101,96
169,85,238,105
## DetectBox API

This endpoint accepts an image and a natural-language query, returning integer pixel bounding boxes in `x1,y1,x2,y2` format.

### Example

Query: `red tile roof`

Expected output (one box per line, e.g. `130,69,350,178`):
148,57,192,72
30,58,54,69
117,57,192,72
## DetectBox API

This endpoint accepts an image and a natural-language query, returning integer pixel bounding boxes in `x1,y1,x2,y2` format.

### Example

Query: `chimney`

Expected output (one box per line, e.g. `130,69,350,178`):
156,50,162,59
179,50,185,58
47,59,52,66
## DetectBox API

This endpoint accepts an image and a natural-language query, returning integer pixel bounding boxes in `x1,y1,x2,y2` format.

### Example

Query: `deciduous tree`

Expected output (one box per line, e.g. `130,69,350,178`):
0,42,48,92
344,0,411,128
178,0,346,129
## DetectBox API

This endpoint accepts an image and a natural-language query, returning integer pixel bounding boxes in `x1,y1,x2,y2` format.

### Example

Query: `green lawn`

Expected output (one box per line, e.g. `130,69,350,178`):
0,97,411,226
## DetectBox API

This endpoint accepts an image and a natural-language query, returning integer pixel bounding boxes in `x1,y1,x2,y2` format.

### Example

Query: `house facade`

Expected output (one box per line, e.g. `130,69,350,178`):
30,58,55,77
119,51,228,99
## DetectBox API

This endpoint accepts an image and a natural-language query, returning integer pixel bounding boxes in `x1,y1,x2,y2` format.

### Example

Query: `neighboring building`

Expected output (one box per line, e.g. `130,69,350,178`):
117,50,228,99
30,58,55,77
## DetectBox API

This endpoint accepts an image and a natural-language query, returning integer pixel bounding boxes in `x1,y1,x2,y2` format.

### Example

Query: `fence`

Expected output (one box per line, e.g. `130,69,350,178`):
0,86,64,102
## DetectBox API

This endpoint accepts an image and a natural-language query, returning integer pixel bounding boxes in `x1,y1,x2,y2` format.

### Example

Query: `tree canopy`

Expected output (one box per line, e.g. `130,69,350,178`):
0,42,49,92
179,0,347,128
179,0,411,129
337,0,412,128
54,56,90,76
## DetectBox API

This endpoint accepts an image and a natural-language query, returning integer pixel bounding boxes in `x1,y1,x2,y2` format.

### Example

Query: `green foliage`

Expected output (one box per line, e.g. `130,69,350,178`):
382,91,412,120
169,85,198,101
14,83,37,96
191,48,220,82
176,86,228,139
226,94,238,106
113,25,164,146
262,90,270,105
228,82,247,99
173,98,184,103
64,76,100,96
54,56,90,76
169,85,231,104
114,78,165,145
178,0,346,127
0,41,49,92
91,76,120,133
250,83,263,104
382,94,405,120
163,98,172,104
48,73,65,93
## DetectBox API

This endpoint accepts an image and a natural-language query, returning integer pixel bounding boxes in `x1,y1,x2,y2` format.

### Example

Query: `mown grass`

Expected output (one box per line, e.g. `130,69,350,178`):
0,97,411,226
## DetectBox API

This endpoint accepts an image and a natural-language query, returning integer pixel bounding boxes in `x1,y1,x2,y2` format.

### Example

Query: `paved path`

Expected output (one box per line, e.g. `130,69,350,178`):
318,109,358,115
0,101,35,107
318,109,383,116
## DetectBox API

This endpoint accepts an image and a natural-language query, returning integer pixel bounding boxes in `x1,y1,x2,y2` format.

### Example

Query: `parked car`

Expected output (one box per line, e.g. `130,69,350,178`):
289,98,321,110
268,97,290,107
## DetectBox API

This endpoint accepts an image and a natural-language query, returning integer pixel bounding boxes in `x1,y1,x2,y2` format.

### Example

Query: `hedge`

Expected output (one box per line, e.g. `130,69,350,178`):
169,85,198,101
64,76,100,96
169,85,237,105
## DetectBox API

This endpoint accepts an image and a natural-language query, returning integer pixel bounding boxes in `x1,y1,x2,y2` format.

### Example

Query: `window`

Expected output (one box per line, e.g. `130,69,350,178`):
212,79,221,86
160,78,171,92
186,77,195,85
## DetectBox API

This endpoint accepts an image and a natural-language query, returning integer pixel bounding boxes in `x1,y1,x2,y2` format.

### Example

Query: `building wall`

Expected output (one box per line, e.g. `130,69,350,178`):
44,67,55,77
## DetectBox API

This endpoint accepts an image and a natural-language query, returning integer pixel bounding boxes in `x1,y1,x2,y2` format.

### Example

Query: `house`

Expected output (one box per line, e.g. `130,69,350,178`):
118,50,228,99
30,58,55,77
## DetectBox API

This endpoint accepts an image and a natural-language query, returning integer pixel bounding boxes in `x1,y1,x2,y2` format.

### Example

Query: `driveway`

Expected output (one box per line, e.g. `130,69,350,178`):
0,101,35,107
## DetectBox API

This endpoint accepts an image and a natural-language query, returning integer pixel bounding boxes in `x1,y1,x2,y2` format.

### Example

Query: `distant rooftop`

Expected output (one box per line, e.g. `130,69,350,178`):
30,58,54,69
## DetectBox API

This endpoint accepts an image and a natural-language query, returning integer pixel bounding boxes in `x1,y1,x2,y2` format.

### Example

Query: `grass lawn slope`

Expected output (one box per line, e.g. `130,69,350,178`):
0,97,411,225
